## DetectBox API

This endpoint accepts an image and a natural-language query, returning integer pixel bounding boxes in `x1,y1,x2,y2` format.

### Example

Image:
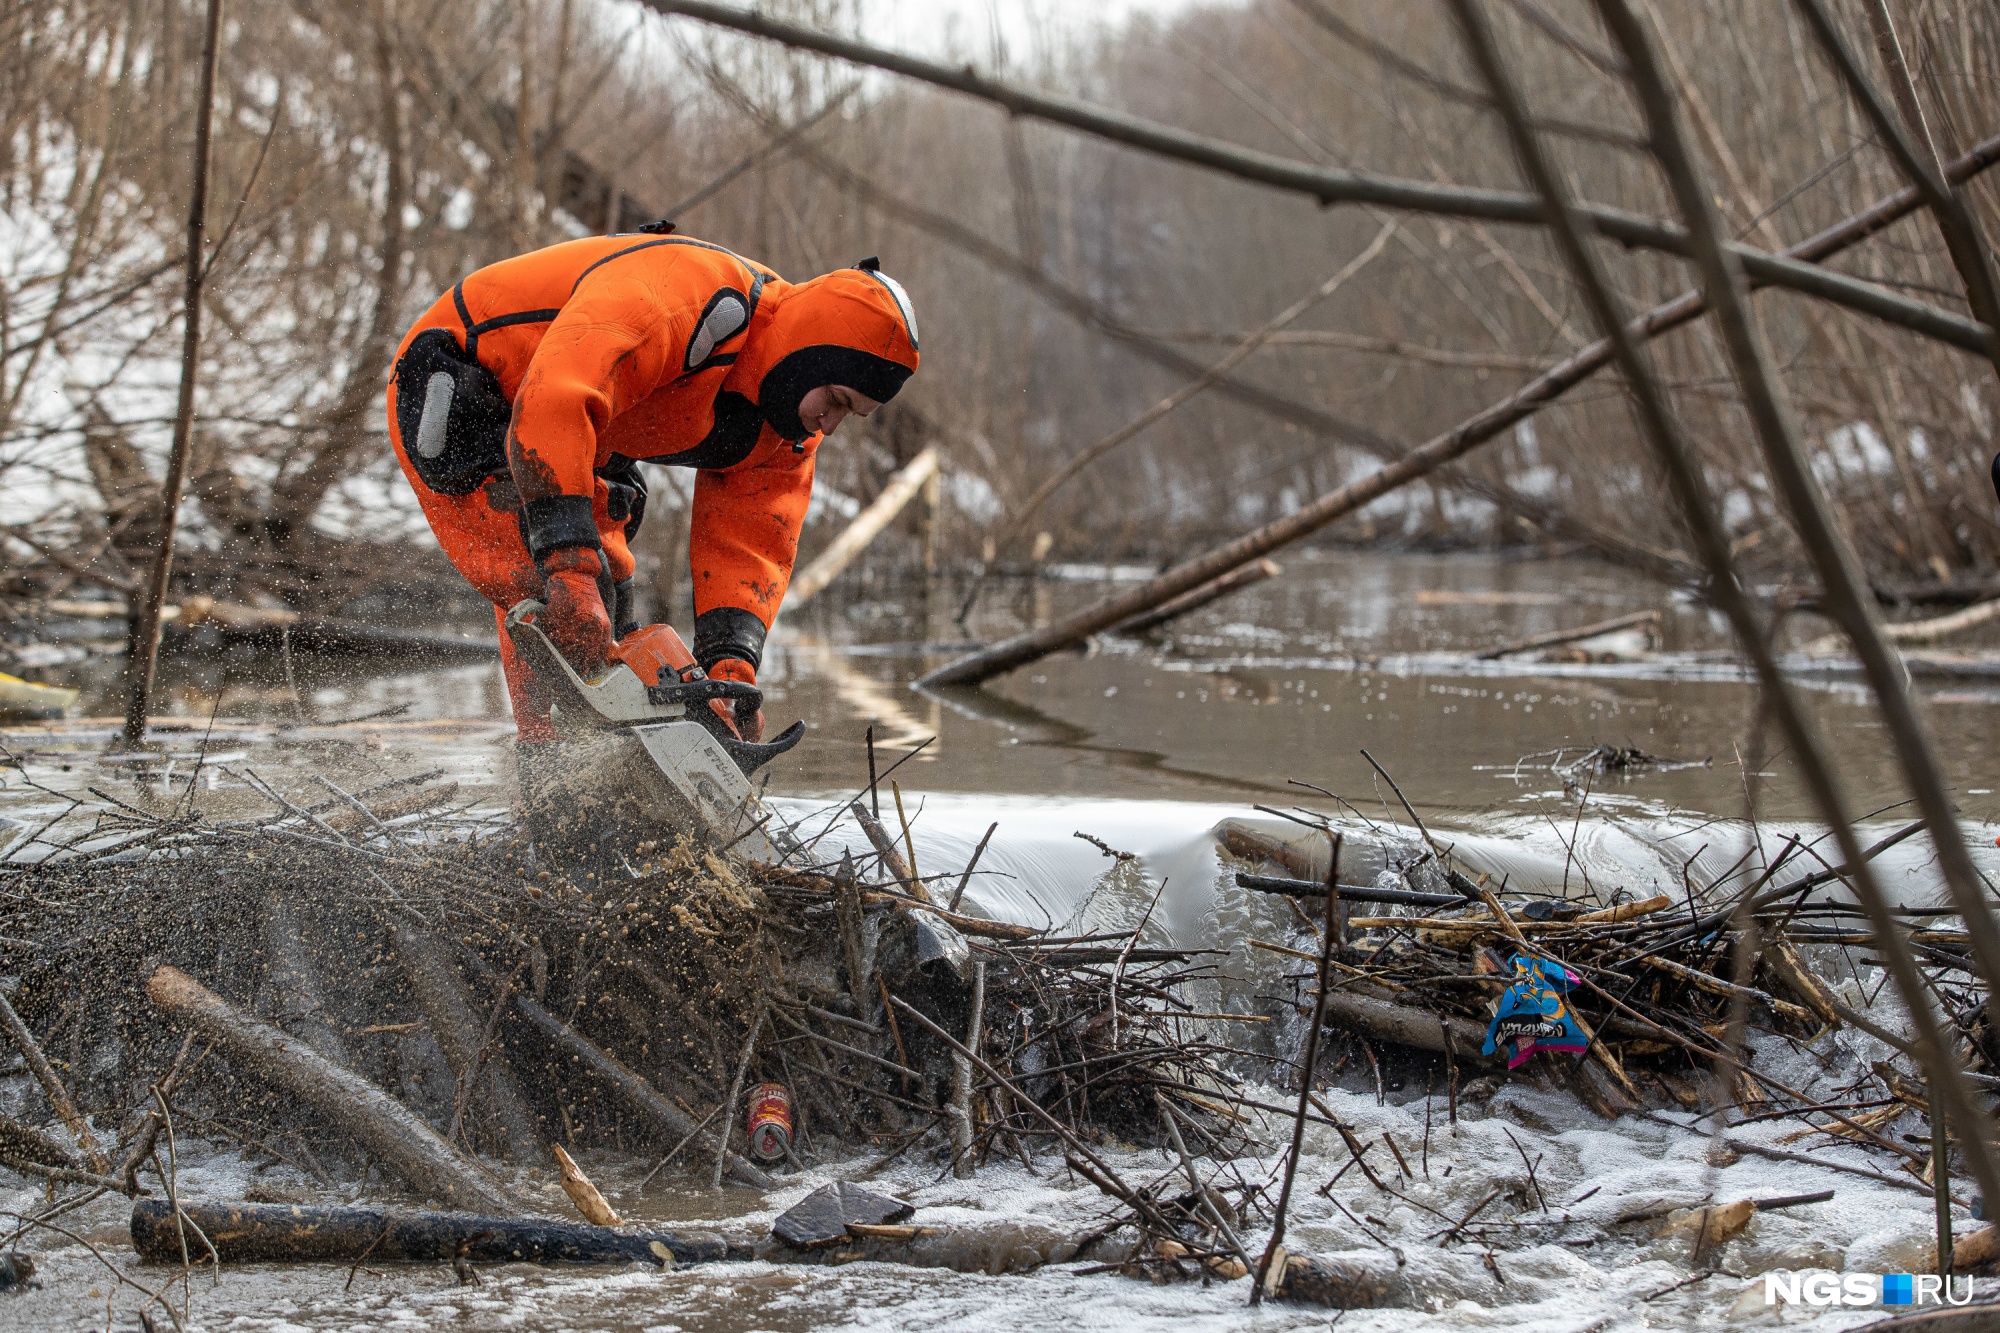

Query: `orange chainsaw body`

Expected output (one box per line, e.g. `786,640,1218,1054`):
606,623,745,741
607,622,699,689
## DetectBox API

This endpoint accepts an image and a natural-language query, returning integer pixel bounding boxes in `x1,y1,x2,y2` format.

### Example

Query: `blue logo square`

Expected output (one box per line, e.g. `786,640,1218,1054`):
1882,1274,1914,1306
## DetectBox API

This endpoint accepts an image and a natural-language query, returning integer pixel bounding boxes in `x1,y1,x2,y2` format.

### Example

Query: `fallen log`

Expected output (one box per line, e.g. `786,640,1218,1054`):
129,1200,725,1267
144,965,518,1214
1107,559,1280,638
753,1217,1126,1276
787,446,940,608
755,1214,1398,1306
1219,825,1321,880
1808,598,2000,656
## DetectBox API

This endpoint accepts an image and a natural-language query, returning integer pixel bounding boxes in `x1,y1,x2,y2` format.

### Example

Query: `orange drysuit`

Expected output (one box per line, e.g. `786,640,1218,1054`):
385,231,921,742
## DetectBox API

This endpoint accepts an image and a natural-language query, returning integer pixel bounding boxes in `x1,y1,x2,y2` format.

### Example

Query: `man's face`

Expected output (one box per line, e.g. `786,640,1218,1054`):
797,385,881,437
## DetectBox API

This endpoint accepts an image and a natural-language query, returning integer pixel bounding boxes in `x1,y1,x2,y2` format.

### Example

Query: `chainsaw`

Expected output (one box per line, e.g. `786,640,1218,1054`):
503,599,804,864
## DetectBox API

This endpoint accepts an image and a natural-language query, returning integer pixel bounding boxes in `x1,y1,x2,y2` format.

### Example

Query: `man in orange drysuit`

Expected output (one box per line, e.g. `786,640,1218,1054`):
385,228,920,765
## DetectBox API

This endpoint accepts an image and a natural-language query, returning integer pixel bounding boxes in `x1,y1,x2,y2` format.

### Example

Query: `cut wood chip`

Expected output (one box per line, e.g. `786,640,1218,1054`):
1659,1197,1755,1247
553,1144,621,1227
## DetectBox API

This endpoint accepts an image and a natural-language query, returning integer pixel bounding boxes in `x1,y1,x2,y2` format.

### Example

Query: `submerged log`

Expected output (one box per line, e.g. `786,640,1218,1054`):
130,1200,725,1267
144,965,518,1215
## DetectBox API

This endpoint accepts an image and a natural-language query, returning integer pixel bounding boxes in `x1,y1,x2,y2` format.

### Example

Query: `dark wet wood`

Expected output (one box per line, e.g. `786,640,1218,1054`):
129,1200,726,1268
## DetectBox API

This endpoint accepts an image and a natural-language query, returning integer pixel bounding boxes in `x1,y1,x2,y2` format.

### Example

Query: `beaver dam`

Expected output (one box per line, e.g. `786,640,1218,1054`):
0,727,1991,1331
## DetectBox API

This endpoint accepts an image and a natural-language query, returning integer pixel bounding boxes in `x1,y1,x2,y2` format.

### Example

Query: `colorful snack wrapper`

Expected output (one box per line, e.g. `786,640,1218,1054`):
1482,953,1588,1068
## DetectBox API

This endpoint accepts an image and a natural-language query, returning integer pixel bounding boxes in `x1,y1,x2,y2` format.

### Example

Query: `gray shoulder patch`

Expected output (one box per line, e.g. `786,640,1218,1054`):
685,293,749,372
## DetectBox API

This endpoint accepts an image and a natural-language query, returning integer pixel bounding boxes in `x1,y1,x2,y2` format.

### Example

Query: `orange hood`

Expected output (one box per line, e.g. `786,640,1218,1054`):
726,259,920,440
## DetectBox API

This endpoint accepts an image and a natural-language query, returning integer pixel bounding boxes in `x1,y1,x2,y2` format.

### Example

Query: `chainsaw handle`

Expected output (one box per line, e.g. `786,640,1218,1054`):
644,678,763,710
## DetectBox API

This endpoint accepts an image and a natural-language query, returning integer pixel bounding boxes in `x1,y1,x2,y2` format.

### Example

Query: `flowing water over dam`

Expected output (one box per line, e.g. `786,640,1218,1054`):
2,549,1994,1329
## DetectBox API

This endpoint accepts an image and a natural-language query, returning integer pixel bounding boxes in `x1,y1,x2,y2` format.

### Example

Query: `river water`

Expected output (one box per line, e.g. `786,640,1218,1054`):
1,549,1994,1329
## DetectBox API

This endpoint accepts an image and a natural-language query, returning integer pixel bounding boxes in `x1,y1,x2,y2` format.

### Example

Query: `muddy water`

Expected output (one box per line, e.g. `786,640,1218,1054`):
24,548,2000,820
3,549,1995,1330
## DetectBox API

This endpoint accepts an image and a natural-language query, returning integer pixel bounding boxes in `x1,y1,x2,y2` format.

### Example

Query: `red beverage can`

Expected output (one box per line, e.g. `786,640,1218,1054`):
746,1082,792,1162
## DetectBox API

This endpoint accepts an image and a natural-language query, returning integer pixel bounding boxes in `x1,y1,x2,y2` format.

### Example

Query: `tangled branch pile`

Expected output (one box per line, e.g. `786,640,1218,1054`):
0,763,1240,1216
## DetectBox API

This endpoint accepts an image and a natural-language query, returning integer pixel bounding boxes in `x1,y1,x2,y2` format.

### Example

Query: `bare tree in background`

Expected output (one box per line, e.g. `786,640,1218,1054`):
4,0,1998,619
